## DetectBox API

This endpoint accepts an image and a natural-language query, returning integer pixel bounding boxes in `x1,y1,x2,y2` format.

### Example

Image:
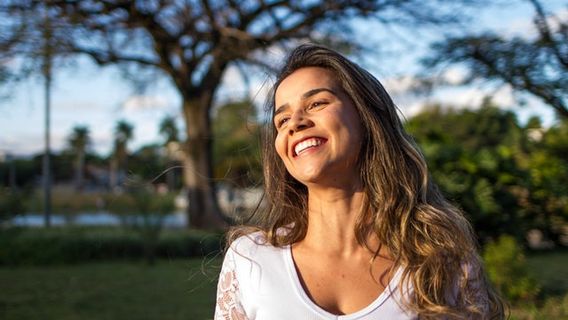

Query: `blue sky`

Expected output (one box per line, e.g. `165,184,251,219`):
0,0,564,158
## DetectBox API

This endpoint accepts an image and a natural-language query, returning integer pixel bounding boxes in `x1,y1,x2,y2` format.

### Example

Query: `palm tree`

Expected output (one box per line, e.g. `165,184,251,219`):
68,125,90,190
159,116,179,144
159,116,180,191
110,120,134,190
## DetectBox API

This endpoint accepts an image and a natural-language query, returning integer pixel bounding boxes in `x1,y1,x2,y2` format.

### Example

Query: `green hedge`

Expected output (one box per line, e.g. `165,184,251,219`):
0,227,223,265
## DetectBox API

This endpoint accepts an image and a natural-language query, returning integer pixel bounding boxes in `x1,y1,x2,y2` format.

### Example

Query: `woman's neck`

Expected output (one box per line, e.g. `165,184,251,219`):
301,185,377,257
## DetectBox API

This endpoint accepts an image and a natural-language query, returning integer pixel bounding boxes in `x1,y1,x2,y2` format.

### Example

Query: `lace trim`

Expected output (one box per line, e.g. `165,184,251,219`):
214,261,248,320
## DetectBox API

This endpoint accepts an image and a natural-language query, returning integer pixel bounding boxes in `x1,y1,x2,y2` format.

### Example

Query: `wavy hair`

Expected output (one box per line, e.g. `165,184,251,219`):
228,43,505,319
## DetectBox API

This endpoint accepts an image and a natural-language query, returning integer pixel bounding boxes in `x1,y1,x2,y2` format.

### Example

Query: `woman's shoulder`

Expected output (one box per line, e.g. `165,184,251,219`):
229,231,268,251
228,225,292,251
224,230,290,280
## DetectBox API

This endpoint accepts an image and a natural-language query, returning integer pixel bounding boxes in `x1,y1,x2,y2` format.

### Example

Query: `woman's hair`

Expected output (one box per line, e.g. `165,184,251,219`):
228,43,505,319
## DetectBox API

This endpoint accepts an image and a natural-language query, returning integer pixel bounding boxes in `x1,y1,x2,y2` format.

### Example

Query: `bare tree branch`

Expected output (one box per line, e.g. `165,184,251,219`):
424,1,568,119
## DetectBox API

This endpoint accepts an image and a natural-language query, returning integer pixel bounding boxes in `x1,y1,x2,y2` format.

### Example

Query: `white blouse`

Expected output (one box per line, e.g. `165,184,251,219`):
214,232,417,320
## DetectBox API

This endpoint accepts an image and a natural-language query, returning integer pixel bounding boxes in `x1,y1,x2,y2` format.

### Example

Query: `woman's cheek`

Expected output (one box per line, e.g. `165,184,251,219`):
274,134,287,161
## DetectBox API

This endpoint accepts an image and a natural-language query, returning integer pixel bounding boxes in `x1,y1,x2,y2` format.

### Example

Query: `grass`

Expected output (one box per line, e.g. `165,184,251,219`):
509,249,568,320
0,248,566,320
0,258,222,320
525,250,568,297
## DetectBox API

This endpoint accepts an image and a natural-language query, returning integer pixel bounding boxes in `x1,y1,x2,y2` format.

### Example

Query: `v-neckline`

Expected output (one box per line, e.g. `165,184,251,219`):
283,244,403,319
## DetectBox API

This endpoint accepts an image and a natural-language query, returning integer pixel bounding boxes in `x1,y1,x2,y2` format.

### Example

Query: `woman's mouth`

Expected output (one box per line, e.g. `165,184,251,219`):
293,137,327,157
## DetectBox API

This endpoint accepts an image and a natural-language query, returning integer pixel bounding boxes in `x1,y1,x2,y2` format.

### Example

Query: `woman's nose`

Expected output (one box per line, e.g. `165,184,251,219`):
288,110,312,134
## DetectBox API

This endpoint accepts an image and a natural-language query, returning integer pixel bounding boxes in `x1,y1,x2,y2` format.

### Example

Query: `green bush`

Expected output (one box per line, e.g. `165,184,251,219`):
0,227,222,266
511,292,568,320
0,189,26,222
25,188,105,214
483,234,540,303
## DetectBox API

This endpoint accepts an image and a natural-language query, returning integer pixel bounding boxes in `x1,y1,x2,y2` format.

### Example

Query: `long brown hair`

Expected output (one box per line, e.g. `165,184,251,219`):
228,44,505,319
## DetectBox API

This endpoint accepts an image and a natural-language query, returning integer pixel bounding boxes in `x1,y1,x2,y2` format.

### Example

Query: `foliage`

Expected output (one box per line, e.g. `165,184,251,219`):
212,99,262,188
67,125,90,189
0,227,222,266
514,118,568,245
106,182,178,264
0,64,15,100
406,102,568,244
126,144,170,185
483,235,540,303
110,119,134,190
0,145,171,191
0,188,26,222
67,125,90,151
424,0,568,118
23,188,102,216
159,116,179,144
509,249,568,319
510,293,568,320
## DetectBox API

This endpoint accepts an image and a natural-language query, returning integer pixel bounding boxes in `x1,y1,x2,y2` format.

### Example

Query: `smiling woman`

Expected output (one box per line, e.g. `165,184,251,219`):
214,44,505,320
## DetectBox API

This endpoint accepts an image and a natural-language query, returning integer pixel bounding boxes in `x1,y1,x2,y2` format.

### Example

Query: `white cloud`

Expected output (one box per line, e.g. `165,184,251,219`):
90,130,114,155
442,67,468,86
56,100,100,111
383,75,420,95
221,66,247,91
0,131,68,156
488,4,568,40
491,85,516,107
122,95,172,112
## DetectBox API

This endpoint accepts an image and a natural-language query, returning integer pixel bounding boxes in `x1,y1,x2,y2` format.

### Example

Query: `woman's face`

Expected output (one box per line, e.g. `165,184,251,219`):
273,67,363,188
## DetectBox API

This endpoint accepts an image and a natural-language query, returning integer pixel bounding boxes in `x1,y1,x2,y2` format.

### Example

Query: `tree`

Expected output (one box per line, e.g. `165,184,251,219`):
2,0,481,228
0,65,14,100
522,118,568,244
159,116,179,145
424,0,568,119
1,2,77,227
110,119,134,190
212,99,261,188
159,115,180,191
67,125,90,190
406,102,527,242
406,101,568,245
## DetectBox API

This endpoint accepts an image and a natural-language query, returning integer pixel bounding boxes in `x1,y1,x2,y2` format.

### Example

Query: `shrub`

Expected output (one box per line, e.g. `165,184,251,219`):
483,234,540,303
0,227,222,266
511,292,568,319
0,189,26,222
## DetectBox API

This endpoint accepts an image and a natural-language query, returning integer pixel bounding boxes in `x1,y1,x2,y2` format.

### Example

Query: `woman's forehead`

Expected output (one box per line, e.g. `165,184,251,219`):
274,67,339,105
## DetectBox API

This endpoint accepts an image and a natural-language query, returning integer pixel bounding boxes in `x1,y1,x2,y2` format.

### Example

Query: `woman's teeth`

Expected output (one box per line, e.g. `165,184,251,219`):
295,138,323,156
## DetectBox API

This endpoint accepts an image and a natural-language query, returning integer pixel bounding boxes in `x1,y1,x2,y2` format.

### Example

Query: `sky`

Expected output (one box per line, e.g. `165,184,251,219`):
0,0,564,159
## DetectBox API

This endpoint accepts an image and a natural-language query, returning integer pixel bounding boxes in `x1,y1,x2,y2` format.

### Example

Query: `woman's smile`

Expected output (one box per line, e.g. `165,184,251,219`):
292,137,327,157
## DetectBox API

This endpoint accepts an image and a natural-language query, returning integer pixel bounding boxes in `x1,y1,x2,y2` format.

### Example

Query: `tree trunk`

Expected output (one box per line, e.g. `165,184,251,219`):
75,150,85,191
181,95,227,229
109,157,118,191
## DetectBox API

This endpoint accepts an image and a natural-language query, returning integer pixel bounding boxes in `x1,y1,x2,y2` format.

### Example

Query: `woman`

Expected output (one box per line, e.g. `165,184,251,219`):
214,44,504,319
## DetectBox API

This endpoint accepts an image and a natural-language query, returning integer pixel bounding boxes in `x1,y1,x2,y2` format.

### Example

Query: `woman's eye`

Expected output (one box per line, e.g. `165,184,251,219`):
276,117,289,128
308,101,327,109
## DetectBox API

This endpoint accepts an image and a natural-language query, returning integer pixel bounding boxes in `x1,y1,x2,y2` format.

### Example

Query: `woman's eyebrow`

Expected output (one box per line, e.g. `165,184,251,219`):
274,87,336,118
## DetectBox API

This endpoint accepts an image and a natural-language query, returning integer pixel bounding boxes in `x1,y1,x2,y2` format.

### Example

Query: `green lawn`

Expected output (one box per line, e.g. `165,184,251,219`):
510,250,568,320
526,250,568,297
0,258,222,320
1,250,566,320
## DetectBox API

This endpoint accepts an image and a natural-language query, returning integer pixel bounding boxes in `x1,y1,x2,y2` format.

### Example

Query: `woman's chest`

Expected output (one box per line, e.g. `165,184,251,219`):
290,250,395,315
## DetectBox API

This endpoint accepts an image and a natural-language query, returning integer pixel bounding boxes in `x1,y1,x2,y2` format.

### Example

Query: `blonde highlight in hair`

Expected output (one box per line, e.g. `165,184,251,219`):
228,44,505,319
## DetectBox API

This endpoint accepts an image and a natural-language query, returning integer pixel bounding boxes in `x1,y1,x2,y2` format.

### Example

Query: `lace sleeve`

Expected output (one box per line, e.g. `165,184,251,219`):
214,250,248,320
